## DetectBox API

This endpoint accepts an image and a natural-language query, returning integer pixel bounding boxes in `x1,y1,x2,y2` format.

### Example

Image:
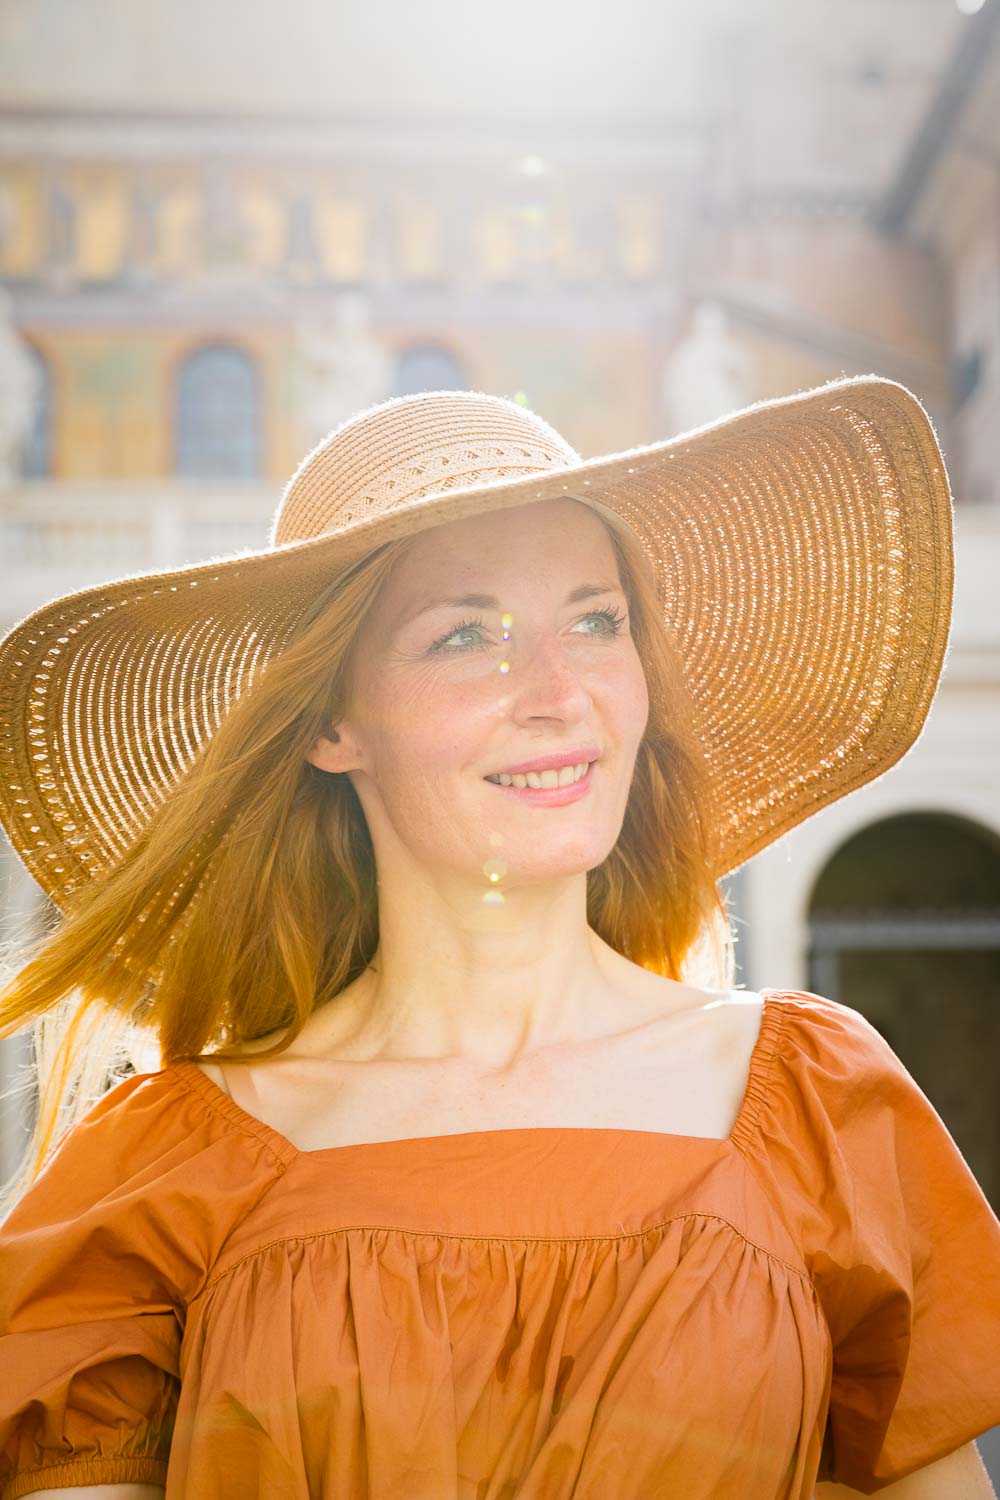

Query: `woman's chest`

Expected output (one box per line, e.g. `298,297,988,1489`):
193,991,766,1152
180,1197,824,1500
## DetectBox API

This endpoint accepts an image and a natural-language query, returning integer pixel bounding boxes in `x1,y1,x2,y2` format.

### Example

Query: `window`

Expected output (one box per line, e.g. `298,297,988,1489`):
174,343,262,478
391,344,465,396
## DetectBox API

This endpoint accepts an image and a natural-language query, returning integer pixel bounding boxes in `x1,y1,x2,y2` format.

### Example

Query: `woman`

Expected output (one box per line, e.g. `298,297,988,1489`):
0,381,998,1498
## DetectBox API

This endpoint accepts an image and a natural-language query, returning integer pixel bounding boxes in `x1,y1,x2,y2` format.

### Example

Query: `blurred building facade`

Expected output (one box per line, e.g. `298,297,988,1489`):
1,1,999,1241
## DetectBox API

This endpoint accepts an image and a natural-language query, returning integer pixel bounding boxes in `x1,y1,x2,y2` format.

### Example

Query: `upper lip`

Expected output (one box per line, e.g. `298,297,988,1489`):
486,746,601,777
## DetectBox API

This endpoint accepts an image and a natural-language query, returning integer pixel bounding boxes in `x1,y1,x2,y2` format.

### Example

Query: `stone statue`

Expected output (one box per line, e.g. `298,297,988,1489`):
0,285,42,489
659,299,755,437
294,291,392,454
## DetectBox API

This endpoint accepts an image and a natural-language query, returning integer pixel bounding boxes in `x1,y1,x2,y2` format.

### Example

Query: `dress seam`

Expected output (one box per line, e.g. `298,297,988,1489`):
1,1453,169,1499
729,990,789,1157
727,993,833,1315
163,1058,297,1171
149,1063,296,1303
192,1207,813,1302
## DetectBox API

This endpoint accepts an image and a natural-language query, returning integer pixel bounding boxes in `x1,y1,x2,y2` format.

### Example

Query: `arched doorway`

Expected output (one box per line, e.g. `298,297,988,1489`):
807,811,1000,1210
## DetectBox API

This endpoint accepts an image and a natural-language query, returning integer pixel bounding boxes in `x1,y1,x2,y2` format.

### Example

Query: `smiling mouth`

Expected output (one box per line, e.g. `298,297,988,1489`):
484,760,595,790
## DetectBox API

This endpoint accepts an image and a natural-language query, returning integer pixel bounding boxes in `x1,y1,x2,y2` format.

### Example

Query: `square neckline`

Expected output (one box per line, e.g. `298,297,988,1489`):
167,989,787,1167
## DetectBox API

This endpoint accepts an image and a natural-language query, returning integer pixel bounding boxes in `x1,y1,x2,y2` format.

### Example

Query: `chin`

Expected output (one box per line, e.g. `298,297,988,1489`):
480,842,614,883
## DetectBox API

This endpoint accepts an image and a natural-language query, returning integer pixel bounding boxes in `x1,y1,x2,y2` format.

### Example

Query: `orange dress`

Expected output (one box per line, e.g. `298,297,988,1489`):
2,988,1000,1499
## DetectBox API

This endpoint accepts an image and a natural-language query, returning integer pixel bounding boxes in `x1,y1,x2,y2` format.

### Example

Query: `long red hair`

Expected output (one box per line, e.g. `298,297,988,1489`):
0,505,734,1220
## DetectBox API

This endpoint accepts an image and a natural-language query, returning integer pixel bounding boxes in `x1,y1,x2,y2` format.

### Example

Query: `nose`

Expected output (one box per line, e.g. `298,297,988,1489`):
501,633,593,725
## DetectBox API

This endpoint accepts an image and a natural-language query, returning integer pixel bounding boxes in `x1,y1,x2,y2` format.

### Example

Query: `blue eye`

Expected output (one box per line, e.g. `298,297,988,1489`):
428,606,627,655
428,616,488,653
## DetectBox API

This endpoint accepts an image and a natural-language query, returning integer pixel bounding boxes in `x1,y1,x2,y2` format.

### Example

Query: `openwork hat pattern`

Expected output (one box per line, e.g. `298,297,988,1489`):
0,377,954,910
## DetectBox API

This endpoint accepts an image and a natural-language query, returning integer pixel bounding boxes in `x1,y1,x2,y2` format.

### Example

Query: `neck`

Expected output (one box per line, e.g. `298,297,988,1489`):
332,870,638,1073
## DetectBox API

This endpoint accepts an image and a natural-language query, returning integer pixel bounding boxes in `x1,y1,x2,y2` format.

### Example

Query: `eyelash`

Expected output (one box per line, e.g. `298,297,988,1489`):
428,605,628,655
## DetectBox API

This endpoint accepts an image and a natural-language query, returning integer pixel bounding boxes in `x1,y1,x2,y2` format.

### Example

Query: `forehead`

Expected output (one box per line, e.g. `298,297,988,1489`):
388,497,617,595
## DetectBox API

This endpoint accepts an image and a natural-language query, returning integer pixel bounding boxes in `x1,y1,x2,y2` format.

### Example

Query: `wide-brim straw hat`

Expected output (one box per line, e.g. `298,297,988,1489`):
0,375,953,912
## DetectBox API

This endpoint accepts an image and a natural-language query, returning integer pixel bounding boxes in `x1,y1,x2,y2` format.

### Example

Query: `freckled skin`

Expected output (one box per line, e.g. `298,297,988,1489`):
303,495,651,1065
310,497,648,889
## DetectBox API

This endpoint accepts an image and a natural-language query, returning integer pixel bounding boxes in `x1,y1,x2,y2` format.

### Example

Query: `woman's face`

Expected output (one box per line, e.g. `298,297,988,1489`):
312,497,650,890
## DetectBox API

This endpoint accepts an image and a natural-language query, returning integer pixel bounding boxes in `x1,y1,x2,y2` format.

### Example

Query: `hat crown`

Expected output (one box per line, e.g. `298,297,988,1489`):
271,389,581,546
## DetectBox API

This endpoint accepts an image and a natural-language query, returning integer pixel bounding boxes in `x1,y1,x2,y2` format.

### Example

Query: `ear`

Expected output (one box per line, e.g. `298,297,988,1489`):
305,721,365,775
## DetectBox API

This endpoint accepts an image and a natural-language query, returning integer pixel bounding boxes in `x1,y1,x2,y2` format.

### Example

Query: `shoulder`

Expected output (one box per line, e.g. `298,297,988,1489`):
760,987,901,1088
85,1059,247,1144
724,987,910,1177
751,987,913,1115
659,983,769,1072
62,1061,287,1178
4,1064,289,1252
46,1063,205,1165
734,987,956,1226
189,1056,232,1097
693,985,768,1073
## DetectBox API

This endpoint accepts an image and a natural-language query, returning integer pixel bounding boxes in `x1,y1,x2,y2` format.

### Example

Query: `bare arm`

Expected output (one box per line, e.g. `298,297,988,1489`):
815,1439,996,1499
23,1487,165,1498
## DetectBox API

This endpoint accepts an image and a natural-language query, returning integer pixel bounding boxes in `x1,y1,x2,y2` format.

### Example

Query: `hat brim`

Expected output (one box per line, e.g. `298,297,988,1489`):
0,373,954,907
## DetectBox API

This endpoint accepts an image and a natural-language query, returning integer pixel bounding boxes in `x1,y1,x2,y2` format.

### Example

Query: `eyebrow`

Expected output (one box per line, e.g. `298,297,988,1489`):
399,582,623,628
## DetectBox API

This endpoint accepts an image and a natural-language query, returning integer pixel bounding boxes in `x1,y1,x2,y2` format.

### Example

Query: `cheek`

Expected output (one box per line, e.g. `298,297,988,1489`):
627,654,651,733
595,645,649,740
372,671,496,786
369,647,648,794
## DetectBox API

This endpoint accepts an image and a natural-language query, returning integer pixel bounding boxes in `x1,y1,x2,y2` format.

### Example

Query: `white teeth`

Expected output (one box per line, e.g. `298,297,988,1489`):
487,761,591,789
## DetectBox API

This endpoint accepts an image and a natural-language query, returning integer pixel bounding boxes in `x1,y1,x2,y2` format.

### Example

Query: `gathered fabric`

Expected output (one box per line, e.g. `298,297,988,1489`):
2,988,999,1499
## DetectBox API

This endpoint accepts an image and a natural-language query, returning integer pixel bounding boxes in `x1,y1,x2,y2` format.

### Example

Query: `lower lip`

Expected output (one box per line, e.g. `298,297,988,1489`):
482,762,596,805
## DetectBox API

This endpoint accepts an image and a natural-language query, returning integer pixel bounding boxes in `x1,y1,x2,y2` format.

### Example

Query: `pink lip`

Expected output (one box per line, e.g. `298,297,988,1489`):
483,761,595,805
489,746,600,777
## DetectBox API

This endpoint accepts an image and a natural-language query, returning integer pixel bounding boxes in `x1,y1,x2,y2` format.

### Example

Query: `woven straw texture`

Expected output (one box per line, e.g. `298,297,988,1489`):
0,375,953,910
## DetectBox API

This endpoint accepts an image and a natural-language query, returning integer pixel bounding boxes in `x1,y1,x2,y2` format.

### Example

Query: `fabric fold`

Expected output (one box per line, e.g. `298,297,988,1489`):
0,1066,288,1495
738,989,1000,1491
2,990,999,1498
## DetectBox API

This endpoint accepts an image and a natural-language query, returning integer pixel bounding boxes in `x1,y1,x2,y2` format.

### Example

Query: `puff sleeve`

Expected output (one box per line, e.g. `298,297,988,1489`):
743,989,1000,1494
0,1064,286,1498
